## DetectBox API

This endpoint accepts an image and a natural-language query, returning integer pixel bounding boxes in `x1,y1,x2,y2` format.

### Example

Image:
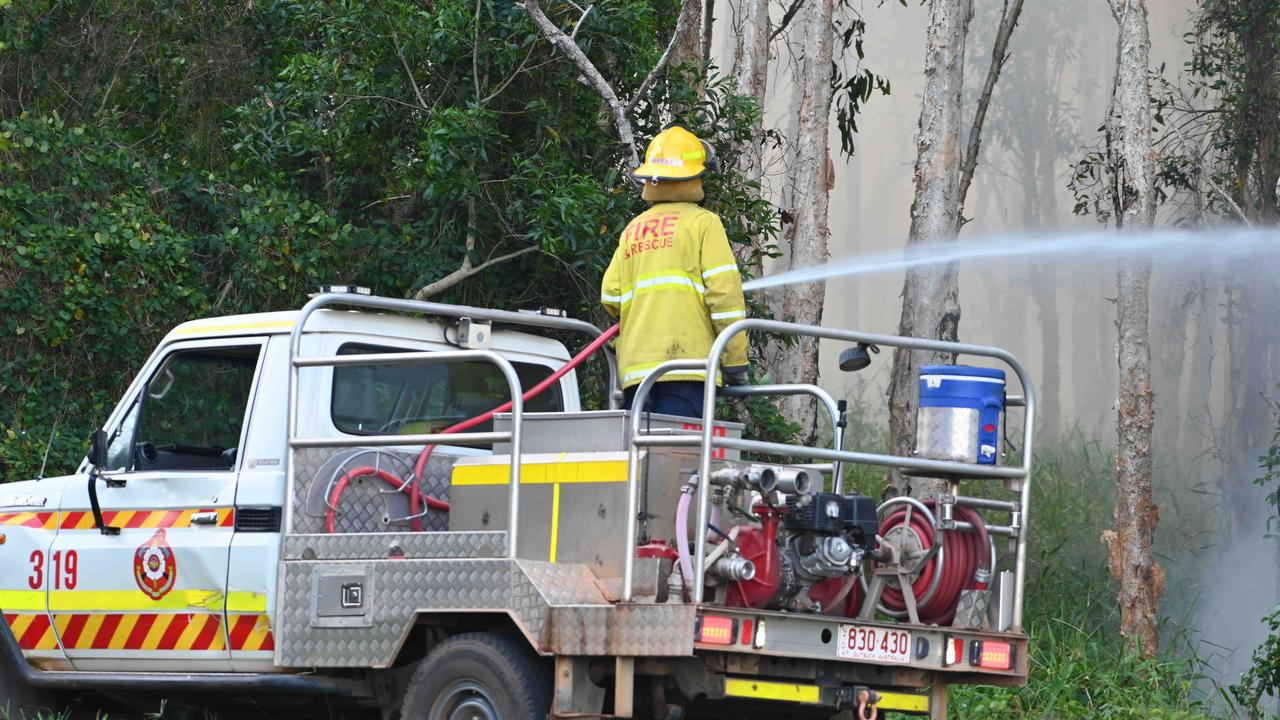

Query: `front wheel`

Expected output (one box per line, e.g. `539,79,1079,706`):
400,632,550,720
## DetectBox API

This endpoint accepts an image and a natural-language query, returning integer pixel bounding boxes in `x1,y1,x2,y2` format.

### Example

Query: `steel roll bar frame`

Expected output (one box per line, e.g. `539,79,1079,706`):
285,293,561,560
621,319,1036,632
621,372,845,601
288,348,524,557
622,360,705,602
719,383,848,486
697,319,1036,631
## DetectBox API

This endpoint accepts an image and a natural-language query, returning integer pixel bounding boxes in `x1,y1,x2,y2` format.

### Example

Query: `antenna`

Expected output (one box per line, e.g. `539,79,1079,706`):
37,413,61,481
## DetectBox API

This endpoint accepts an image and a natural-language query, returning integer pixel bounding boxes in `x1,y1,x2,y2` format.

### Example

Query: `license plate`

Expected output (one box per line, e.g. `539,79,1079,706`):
836,624,912,664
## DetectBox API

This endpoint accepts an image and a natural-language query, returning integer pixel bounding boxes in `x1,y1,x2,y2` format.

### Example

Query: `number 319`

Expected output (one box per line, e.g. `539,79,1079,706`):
28,549,77,590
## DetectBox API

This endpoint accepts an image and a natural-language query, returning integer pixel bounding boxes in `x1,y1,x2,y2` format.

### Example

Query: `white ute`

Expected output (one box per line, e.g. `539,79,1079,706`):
2,291,1036,720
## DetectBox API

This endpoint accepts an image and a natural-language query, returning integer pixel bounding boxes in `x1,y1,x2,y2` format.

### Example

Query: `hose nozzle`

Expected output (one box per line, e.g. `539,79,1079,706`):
775,468,813,495
708,465,778,493
710,555,756,581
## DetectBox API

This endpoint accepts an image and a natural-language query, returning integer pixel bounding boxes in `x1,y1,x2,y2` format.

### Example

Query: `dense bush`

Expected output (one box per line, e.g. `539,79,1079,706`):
0,0,779,480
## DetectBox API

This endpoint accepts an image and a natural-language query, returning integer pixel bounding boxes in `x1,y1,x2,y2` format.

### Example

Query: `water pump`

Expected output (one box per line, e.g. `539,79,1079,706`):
722,492,879,612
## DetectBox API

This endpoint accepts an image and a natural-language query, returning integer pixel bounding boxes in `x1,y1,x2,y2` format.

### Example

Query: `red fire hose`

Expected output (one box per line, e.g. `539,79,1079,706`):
325,324,620,533
876,501,991,625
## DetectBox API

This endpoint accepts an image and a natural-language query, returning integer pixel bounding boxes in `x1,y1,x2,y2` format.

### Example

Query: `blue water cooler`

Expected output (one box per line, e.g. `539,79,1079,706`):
916,365,1006,465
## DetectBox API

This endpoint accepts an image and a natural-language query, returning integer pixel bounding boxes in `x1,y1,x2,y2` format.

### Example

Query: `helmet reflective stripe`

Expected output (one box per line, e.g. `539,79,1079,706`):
633,126,711,182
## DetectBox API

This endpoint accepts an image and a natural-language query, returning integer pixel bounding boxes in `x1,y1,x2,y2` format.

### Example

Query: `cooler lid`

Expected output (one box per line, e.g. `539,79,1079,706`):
919,364,1006,380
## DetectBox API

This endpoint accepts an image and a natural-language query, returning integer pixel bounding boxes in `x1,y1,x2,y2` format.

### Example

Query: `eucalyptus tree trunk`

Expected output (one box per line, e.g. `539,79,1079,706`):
671,0,704,68
1236,0,1280,224
730,0,769,275
885,0,973,499
1099,0,1163,658
773,0,835,445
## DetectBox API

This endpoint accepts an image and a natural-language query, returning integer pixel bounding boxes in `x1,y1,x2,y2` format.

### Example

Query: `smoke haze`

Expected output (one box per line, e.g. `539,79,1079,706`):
713,0,1280,708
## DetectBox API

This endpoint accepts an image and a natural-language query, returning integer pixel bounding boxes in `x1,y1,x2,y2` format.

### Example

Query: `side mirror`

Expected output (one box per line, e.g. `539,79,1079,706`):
86,430,120,536
88,429,109,469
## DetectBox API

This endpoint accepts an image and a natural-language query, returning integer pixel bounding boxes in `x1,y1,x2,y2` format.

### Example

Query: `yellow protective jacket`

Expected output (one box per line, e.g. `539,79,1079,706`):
601,202,749,388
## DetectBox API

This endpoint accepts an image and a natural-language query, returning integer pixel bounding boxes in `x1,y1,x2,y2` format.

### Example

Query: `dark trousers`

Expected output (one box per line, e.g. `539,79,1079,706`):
623,381,706,419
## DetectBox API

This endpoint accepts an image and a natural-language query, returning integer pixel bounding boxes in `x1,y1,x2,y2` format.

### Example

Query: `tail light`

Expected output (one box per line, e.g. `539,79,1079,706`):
969,640,1014,670
697,615,736,646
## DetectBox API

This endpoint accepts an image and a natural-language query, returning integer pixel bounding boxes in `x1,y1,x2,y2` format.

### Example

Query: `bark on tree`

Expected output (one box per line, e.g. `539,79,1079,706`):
522,0,701,167
955,0,1024,215
671,0,705,69
772,0,835,445
885,0,973,499
1234,0,1280,225
1098,0,1163,658
729,0,770,274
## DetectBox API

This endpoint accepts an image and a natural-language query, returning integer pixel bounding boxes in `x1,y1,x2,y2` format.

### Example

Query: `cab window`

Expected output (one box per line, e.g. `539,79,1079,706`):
108,345,261,472
331,343,562,436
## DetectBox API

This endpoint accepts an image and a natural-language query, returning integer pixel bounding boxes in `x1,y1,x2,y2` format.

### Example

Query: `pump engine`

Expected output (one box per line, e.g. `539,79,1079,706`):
705,471,879,613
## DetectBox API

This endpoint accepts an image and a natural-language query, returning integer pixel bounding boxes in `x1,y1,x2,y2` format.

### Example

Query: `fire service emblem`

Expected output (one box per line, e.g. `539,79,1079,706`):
134,528,177,600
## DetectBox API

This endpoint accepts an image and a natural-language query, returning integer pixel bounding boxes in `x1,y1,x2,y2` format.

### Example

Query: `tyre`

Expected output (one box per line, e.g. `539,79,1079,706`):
400,632,550,720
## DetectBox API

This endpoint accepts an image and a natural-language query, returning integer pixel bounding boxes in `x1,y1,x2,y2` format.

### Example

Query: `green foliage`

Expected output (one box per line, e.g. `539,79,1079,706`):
0,112,213,478
0,0,800,481
1230,404,1280,716
0,0,620,478
1184,0,1280,220
1232,604,1280,718
830,6,892,157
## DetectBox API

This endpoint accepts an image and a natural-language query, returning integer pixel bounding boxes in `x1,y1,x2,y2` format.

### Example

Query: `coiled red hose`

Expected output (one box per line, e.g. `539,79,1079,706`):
325,324,620,533
876,501,991,625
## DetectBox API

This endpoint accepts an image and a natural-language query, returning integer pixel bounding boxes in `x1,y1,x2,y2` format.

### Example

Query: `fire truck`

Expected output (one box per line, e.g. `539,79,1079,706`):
0,291,1036,719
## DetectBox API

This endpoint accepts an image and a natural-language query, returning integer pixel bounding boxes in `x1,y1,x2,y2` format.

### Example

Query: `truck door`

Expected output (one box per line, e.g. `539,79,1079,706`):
48,338,265,671
0,502,64,664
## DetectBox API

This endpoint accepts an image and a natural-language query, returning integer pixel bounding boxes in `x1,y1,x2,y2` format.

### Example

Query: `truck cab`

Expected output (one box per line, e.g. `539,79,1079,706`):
2,292,1034,720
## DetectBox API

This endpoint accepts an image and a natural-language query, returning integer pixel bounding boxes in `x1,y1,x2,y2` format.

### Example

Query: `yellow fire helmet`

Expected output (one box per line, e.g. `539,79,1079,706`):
632,126,715,182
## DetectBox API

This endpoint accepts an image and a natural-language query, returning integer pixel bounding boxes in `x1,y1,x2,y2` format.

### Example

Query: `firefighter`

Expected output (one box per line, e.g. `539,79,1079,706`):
601,126,750,419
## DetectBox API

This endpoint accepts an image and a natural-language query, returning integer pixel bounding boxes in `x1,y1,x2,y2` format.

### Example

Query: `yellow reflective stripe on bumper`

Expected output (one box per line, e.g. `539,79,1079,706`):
876,690,930,713
723,678,821,704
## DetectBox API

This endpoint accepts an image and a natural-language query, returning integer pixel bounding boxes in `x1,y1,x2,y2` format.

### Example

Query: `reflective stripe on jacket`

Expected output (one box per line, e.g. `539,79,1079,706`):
601,202,749,388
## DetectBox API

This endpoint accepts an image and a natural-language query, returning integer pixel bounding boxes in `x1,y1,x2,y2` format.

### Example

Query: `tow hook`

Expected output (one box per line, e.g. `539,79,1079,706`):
856,688,880,719
838,686,880,720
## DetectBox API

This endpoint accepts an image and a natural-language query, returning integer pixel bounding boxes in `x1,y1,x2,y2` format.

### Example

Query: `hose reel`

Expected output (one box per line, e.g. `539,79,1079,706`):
860,497,992,626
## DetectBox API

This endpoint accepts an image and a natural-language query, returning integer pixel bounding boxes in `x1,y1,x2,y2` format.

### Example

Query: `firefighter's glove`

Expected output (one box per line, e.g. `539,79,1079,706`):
724,366,750,387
